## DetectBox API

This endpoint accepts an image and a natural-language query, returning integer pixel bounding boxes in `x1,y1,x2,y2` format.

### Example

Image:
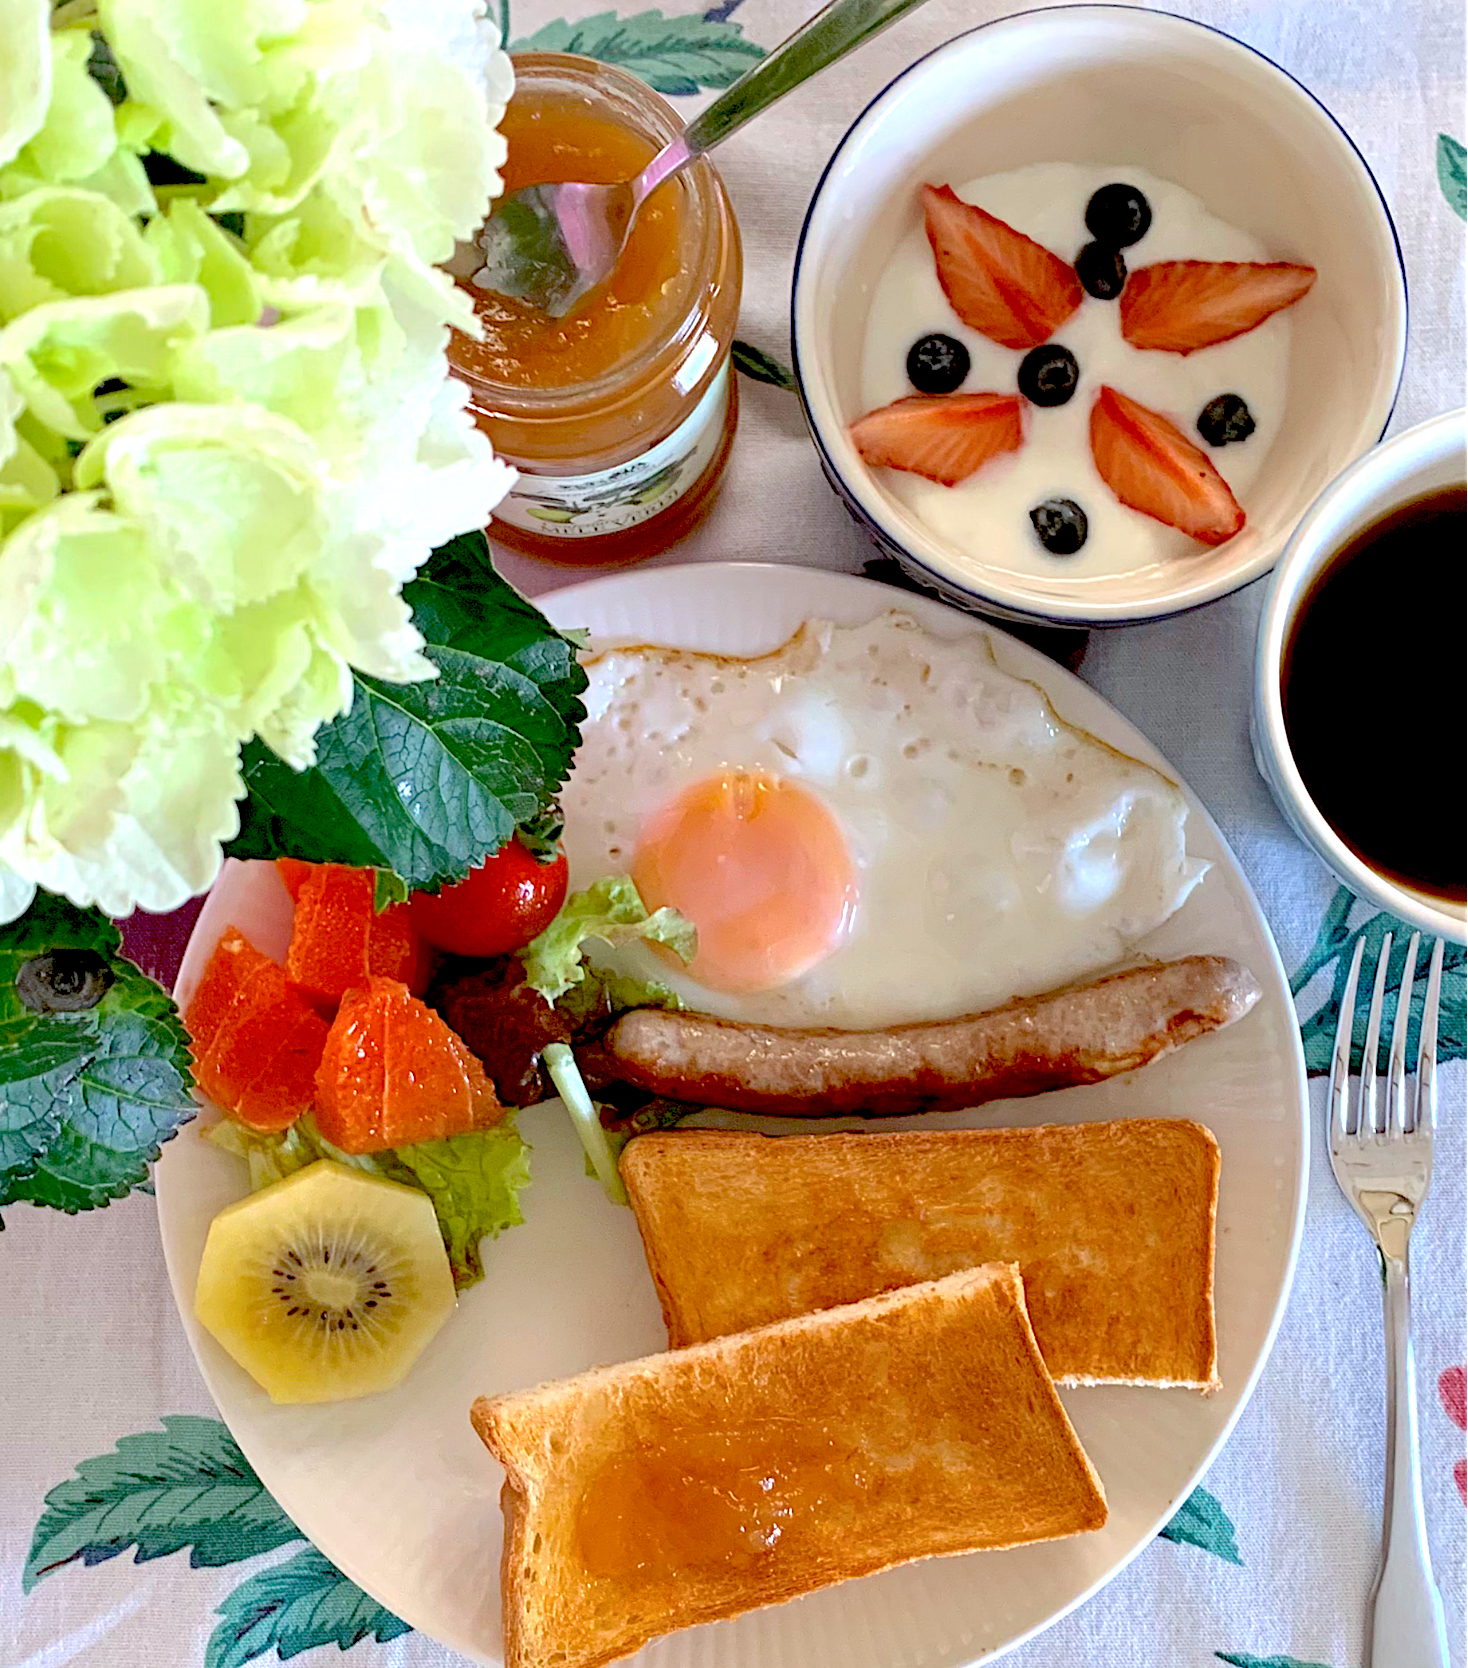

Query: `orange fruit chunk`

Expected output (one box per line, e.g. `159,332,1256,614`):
275,858,314,901
185,928,271,1058
286,864,427,1008
314,977,504,1154
187,930,329,1132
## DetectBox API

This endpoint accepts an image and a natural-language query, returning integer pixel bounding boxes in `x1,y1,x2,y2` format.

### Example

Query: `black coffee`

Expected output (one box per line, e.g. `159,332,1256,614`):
1282,483,1466,905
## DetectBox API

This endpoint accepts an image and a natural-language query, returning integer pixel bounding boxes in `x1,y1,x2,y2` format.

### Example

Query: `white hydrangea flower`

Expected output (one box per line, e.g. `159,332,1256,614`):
0,0,515,922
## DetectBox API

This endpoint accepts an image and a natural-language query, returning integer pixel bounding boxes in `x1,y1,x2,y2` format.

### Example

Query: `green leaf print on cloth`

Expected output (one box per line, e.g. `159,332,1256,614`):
1292,885,1465,1075
1438,134,1467,218
206,1546,411,1668
28,1417,411,1666
1216,1655,1336,1668
25,1417,297,1587
1157,1485,1242,1564
732,339,797,389
511,8,765,94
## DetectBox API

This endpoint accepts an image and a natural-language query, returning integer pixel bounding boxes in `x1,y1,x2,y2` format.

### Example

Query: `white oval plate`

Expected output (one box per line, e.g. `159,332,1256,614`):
156,564,1307,1668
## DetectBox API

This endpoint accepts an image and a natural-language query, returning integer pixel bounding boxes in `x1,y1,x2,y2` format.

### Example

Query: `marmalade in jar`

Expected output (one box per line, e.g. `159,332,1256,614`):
449,54,742,563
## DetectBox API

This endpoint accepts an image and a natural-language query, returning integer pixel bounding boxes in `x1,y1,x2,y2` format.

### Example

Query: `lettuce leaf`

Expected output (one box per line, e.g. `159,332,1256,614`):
390,1129,529,1287
205,1112,529,1289
541,1041,623,1206
522,876,696,1004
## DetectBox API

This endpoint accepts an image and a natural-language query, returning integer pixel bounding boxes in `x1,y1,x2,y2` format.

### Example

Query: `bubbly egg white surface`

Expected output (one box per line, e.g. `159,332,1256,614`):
858,162,1292,587
560,612,1207,1028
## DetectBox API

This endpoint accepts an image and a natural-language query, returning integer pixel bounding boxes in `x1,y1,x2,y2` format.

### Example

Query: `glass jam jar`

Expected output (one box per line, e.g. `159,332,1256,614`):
449,54,742,564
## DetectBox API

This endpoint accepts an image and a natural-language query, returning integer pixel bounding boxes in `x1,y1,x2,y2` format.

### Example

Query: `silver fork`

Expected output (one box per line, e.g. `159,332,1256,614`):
1327,930,1449,1668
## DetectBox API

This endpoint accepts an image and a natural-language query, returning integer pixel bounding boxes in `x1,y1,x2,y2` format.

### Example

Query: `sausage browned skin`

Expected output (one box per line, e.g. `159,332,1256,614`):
600,955,1261,1118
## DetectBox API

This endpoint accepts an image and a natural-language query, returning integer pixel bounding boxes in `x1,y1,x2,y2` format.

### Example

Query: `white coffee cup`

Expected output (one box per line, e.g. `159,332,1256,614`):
1253,408,1466,942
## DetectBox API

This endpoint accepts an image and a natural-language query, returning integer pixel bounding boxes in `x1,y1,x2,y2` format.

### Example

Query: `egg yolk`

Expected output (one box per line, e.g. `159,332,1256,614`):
631,772,856,993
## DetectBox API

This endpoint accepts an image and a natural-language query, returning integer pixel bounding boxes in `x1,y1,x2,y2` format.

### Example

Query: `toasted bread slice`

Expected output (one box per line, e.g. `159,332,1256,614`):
622,1119,1220,1391
473,1264,1106,1668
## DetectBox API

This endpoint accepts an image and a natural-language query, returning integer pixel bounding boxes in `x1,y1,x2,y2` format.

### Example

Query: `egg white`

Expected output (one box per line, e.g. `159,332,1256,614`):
560,611,1206,1029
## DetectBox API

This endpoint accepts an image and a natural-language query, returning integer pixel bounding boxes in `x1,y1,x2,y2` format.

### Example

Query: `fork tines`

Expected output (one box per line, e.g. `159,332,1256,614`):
1328,932,1445,1141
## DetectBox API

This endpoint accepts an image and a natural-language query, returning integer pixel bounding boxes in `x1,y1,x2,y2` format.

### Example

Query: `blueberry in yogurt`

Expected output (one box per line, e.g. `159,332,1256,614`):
1197,393,1256,446
1018,344,1079,407
1075,242,1127,300
1084,183,1152,248
905,333,970,394
1030,498,1089,555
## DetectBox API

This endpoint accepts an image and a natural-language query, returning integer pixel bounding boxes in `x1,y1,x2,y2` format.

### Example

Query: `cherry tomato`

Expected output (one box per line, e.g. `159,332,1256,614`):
407,841,569,958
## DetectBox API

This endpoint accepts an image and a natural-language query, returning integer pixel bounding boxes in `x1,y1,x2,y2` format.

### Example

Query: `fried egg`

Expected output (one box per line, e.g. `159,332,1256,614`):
560,611,1206,1028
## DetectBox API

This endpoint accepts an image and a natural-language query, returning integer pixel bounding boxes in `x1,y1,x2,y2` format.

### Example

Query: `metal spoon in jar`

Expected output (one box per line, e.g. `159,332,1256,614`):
457,0,934,318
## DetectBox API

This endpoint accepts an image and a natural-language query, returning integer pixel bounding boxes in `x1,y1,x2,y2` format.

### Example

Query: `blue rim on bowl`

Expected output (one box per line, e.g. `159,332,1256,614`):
791,3,1409,628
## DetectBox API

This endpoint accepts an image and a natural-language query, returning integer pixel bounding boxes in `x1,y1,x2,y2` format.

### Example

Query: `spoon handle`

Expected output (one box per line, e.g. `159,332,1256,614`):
634,0,932,198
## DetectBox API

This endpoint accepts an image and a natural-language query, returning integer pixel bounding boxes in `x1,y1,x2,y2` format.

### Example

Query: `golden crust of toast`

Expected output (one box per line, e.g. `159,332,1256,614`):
621,1119,1219,1390
473,1265,1106,1668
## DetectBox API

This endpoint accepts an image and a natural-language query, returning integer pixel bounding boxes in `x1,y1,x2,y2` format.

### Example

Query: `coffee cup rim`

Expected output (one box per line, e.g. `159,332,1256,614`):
1254,407,1466,942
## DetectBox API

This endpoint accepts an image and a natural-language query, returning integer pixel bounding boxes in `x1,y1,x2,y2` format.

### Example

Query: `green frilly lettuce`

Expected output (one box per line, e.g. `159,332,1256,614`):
521,875,697,1005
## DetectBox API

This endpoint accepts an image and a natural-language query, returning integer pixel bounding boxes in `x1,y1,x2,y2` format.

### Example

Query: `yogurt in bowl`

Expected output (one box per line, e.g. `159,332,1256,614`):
858,162,1298,583
792,6,1407,626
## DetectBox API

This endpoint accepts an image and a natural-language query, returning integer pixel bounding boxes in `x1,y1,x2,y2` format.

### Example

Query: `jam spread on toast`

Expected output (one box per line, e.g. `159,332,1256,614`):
575,1425,862,1577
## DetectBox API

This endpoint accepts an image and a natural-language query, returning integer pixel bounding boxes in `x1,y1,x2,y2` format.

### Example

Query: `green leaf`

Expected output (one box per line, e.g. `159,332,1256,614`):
207,1544,411,1668
732,338,796,390
1215,1655,1335,1668
0,895,196,1214
25,1416,300,1591
521,874,696,1003
1289,885,1356,994
391,1122,532,1286
1438,134,1467,219
372,870,409,912
225,531,587,893
511,9,765,95
1292,886,1466,1076
1158,1485,1242,1564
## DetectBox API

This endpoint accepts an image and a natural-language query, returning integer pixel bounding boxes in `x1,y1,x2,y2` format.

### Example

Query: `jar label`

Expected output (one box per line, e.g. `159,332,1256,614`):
493,363,730,539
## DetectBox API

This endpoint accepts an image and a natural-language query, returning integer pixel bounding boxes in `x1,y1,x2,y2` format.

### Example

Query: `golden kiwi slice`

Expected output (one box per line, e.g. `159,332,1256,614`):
194,1159,456,1404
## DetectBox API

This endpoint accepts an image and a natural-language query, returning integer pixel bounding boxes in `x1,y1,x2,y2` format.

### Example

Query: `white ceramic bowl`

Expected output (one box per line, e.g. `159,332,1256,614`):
1253,408,1466,943
792,4,1408,626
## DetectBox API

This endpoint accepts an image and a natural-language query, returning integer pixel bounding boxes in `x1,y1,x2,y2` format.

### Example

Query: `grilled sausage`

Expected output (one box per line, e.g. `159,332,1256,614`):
599,955,1261,1118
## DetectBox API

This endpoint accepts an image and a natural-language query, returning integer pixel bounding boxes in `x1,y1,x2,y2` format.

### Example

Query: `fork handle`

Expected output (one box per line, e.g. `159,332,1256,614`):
1368,1250,1449,1668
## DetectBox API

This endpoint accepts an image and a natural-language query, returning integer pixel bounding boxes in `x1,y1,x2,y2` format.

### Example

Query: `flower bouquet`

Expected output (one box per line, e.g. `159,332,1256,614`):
0,0,591,1219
